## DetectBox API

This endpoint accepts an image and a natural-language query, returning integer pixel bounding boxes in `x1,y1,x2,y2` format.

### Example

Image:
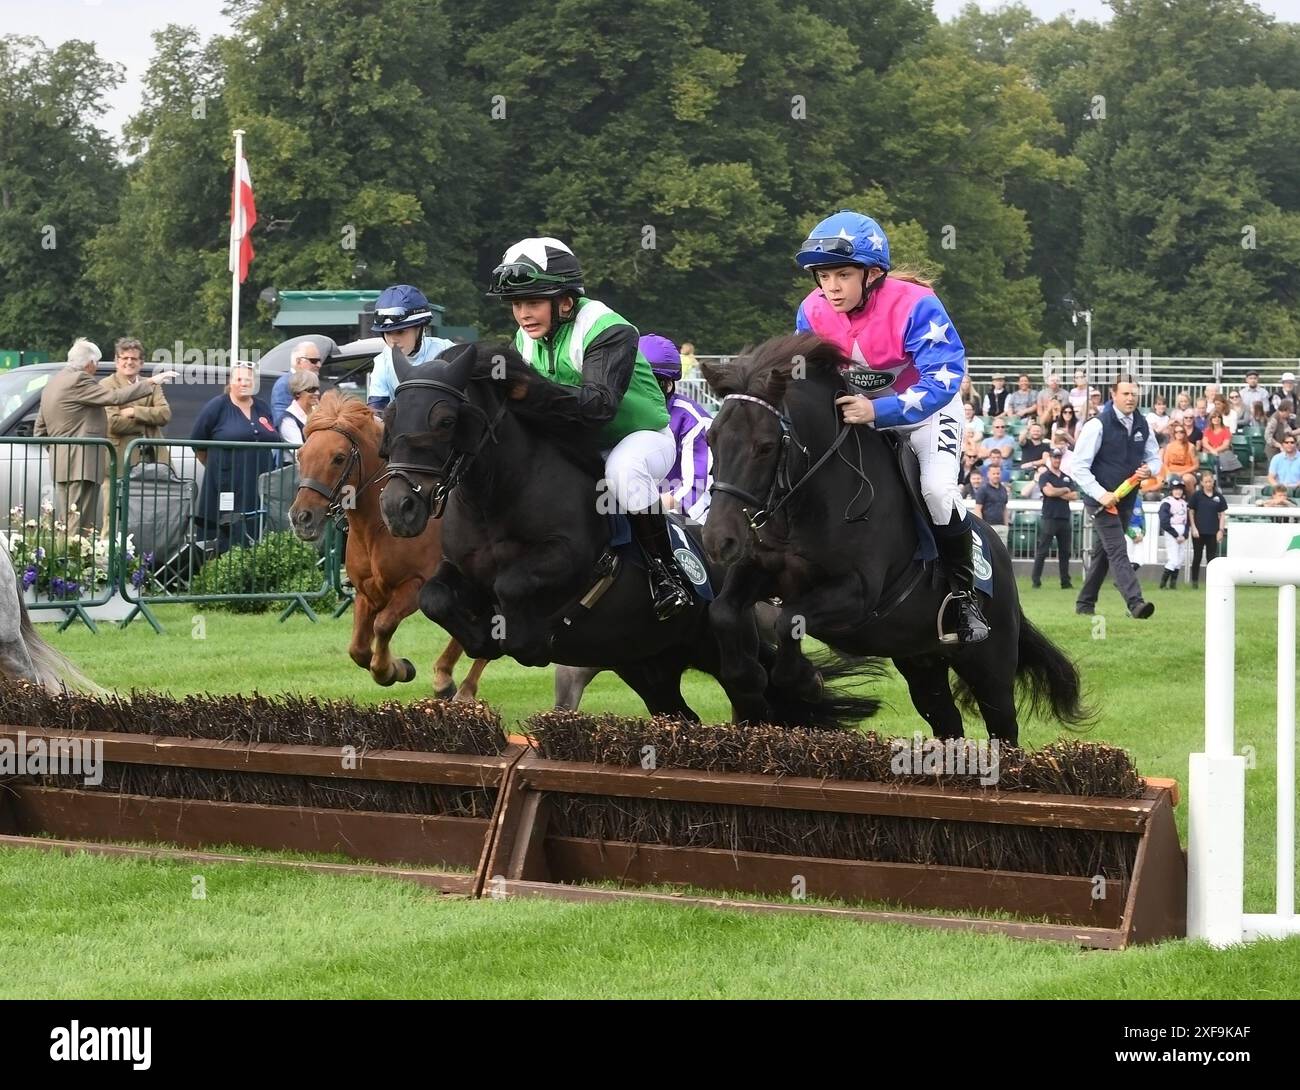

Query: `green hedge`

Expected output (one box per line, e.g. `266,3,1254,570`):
189,530,334,614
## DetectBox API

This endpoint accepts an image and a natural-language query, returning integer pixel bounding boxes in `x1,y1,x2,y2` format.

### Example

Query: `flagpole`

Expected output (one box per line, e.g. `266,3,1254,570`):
230,128,245,369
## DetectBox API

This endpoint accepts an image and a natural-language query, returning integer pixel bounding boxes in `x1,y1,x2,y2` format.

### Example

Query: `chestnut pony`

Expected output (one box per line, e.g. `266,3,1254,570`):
289,392,487,698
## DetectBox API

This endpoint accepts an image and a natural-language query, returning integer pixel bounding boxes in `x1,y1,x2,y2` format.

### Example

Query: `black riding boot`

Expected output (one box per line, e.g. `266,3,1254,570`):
630,512,692,621
935,513,991,645
1159,569,1170,589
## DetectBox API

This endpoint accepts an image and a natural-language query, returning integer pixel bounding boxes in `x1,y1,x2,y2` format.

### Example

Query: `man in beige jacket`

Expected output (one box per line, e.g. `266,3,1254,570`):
34,338,177,531
100,337,173,528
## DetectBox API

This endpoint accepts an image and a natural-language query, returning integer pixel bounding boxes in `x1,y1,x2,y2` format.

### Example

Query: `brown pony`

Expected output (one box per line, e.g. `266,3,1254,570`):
288,392,487,698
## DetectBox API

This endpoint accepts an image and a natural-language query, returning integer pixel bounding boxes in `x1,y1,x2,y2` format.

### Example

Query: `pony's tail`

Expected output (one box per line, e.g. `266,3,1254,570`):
1011,612,1093,729
17,596,102,694
758,642,888,731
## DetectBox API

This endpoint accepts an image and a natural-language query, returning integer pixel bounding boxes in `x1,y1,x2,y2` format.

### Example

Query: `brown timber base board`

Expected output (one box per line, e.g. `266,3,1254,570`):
0,727,1187,947
484,755,1187,949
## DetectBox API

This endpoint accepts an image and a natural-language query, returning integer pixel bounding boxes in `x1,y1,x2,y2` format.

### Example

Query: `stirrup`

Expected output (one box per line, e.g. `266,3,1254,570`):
937,591,990,645
647,559,691,620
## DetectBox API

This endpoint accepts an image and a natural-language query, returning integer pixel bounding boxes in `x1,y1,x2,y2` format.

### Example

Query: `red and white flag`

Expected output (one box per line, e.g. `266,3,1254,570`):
229,150,257,283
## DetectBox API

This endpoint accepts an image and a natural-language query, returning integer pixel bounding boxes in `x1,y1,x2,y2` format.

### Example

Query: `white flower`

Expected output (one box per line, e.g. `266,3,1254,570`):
40,501,54,515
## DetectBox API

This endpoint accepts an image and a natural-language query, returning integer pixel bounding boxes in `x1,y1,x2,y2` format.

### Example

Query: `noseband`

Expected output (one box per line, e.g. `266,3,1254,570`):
382,377,507,520
710,391,868,536
297,426,385,528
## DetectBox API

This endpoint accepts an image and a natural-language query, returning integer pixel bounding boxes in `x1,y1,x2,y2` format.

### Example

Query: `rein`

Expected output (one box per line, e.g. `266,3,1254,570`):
297,426,388,529
382,376,509,520
710,391,876,538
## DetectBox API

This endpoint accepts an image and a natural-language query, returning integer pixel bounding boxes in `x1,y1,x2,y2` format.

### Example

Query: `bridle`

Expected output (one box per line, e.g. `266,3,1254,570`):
710,391,874,537
381,376,508,520
297,426,387,528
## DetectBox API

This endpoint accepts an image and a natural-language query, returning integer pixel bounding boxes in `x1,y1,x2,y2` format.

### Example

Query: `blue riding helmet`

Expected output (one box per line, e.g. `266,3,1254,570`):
795,210,892,272
372,284,434,333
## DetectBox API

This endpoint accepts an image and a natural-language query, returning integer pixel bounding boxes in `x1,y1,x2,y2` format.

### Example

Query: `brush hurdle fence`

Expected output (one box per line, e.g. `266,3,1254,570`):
1188,555,1300,946
0,687,1188,948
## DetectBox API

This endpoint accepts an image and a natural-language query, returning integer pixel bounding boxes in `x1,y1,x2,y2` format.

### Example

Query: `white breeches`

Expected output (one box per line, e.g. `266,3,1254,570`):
886,390,966,525
1163,533,1186,570
604,427,676,513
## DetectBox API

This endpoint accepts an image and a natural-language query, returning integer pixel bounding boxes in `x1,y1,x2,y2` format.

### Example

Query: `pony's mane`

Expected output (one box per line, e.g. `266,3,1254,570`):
705,334,849,400
468,341,537,385
405,340,603,478
305,390,381,445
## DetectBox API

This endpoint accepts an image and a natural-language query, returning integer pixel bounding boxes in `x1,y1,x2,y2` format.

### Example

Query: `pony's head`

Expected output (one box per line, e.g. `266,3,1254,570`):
701,334,848,565
290,392,381,541
378,342,530,537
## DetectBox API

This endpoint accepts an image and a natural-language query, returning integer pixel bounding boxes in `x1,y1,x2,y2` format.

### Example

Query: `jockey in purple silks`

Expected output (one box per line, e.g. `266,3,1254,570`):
639,333,713,523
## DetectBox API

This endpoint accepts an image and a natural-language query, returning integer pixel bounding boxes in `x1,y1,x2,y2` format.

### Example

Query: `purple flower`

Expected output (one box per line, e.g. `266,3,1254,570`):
51,577,65,595
22,567,37,588
66,581,80,597
124,549,134,564
131,569,145,587
143,552,155,569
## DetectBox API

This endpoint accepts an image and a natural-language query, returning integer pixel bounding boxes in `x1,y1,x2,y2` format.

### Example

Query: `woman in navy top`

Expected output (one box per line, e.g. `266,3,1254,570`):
191,362,280,550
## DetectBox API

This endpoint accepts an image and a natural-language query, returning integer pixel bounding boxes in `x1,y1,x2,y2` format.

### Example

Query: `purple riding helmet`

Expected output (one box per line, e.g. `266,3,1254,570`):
639,333,681,381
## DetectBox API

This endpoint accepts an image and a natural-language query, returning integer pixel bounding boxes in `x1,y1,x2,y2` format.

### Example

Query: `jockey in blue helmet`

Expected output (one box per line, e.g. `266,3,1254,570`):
640,333,713,523
366,284,454,412
794,209,989,644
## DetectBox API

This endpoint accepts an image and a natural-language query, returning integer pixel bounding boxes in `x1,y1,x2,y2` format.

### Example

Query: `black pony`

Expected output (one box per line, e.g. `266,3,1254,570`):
701,334,1090,744
377,342,881,728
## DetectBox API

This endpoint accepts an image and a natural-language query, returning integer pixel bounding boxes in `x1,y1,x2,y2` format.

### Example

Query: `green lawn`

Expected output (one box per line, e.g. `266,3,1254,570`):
2,578,1297,999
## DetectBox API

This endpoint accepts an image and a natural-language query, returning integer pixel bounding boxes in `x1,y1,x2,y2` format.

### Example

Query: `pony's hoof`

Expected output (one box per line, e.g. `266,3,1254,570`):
433,677,457,700
453,687,477,703
397,658,417,683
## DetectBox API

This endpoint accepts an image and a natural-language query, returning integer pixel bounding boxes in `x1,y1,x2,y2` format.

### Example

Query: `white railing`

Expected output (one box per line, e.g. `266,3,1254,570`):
690,355,1300,414
1187,555,1300,947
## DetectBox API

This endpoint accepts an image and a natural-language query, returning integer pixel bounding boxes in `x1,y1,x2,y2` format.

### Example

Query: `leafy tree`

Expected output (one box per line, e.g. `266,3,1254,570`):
1072,0,1300,354
85,26,230,355
0,36,124,354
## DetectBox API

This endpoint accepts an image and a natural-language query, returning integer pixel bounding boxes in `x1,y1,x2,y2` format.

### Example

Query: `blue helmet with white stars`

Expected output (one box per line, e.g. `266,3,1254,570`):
795,210,891,272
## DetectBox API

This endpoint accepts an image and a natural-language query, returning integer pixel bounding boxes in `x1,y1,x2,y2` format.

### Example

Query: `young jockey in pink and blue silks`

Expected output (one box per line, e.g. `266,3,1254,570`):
793,209,989,643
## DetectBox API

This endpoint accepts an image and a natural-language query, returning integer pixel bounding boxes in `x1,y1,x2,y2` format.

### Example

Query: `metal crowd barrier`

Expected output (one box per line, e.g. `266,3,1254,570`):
0,437,120,631
115,437,341,633
0,435,343,634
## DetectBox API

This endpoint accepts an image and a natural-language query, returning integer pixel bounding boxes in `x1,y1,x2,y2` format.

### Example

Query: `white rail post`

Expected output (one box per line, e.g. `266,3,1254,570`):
1277,583,1295,924
1188,555,1300,946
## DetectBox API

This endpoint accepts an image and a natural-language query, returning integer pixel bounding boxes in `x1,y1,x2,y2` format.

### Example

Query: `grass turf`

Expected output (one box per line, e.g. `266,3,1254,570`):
2,576,1297,999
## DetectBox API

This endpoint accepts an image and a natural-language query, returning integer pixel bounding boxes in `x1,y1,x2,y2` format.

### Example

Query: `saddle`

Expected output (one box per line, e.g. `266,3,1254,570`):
879,432,939,565
867,432,996,635
551,511,716,632
604,511,715,598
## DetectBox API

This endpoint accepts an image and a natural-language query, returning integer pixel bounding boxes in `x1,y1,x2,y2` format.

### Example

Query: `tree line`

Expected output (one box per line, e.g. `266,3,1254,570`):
1,0,1297,360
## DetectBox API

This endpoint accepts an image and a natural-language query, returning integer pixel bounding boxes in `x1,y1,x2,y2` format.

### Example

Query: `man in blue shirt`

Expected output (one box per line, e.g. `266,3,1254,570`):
1070,377,1162,619
1031,449,1078,588
973,463,1009,545
1268,435,1300,488
270,340,323,427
